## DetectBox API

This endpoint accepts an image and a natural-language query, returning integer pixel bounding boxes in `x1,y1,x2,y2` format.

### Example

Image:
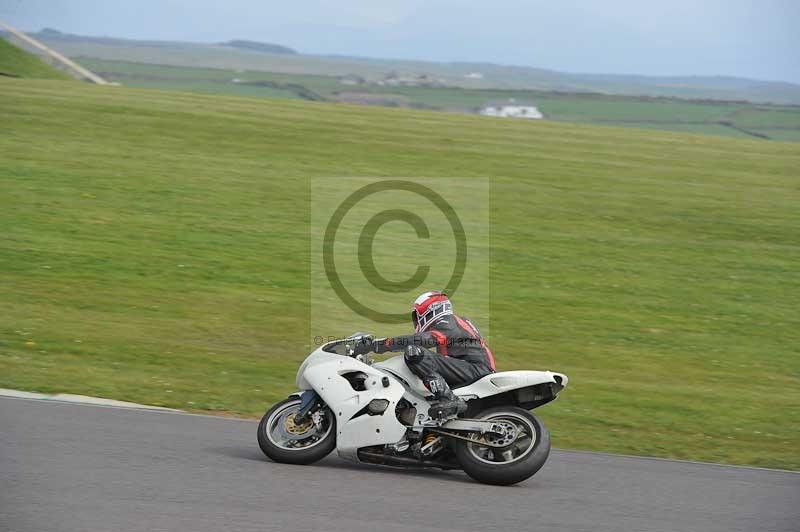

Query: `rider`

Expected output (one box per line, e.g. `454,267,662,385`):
369,291,495,419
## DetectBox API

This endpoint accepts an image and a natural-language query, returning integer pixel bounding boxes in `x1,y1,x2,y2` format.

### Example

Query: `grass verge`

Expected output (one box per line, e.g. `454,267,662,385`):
0,38,72,80
1,78,798,469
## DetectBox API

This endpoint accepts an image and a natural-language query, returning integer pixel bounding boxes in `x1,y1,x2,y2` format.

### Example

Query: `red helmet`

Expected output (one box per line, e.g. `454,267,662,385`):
412,291,453,332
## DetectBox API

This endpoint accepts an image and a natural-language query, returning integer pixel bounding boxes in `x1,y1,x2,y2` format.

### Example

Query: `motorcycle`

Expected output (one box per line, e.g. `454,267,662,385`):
257,333,568,485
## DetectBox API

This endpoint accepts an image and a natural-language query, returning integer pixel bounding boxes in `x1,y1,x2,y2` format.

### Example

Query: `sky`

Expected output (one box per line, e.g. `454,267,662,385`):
1,0,798,83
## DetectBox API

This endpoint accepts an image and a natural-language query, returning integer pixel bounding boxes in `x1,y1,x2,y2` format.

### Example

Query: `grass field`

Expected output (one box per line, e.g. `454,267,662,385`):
1,78,799,470
80,59,800,142
0,38,72,80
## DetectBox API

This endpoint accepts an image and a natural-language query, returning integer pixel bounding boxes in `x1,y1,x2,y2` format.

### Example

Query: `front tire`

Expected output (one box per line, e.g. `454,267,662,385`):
257,397,336,465
455,406,550,485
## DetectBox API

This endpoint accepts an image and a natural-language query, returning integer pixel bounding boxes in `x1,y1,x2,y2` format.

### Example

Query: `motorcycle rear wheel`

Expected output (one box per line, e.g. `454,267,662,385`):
257,397,336,465
455,406,550,485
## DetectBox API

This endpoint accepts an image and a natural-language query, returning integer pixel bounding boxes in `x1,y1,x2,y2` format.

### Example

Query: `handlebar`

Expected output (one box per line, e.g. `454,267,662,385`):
321,334,375,357
319,334,390,367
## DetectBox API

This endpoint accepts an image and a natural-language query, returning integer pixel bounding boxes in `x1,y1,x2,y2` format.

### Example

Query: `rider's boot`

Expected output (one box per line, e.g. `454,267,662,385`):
424,374,467,420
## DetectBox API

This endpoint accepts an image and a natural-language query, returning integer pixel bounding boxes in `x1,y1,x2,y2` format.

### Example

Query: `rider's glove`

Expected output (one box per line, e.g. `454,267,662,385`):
351,336,373,356
372,338,391,354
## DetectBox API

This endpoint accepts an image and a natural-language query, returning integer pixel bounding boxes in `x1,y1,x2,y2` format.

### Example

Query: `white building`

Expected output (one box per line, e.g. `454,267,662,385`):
480,100,543,119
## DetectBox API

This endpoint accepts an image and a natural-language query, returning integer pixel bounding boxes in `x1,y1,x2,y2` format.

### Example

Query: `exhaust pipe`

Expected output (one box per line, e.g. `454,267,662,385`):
357,450,459,470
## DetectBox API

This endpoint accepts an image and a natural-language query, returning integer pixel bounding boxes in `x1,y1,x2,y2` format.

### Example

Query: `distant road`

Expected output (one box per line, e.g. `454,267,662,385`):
1,397,798,532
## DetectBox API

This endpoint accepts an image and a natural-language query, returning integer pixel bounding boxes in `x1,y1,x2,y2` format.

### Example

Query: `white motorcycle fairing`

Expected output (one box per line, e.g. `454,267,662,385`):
295,349,407,461
294,343,568,463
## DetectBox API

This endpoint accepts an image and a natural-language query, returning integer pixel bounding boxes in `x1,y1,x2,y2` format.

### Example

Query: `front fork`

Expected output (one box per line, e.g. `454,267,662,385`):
293,390,321,424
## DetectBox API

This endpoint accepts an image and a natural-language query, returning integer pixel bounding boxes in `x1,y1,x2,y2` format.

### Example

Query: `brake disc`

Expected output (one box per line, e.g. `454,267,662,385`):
283,413,314,436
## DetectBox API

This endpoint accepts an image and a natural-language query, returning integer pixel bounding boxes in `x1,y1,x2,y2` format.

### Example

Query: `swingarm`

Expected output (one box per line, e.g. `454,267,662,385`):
425,418,520,448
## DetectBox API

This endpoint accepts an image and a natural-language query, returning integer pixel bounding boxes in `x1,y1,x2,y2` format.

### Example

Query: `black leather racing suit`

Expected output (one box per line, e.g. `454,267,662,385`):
374,314,495,388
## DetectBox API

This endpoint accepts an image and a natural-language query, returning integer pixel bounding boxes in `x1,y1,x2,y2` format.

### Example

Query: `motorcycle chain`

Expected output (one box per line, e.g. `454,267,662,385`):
426,428,514,448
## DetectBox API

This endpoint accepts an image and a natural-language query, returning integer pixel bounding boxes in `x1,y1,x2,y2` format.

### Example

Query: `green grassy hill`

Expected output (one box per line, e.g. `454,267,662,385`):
0,38,71,80
1,78,798,469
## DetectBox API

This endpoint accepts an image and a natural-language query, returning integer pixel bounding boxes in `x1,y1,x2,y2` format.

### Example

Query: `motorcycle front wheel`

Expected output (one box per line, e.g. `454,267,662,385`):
257,397,336,465
455,406,550,485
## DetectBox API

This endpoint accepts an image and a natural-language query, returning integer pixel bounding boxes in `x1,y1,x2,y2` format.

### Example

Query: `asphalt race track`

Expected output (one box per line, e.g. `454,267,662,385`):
1,397,798,532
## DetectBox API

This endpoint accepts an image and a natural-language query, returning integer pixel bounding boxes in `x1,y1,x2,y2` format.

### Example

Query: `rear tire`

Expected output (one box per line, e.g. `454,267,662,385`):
257,397,336,465
455,406,550,485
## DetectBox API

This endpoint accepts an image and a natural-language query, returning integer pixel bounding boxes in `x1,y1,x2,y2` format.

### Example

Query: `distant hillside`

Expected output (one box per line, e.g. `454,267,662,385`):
30,28,207,49
0,37,71,79
222,40,296,55
30,29,297,55
17,28,800,105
